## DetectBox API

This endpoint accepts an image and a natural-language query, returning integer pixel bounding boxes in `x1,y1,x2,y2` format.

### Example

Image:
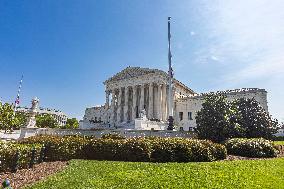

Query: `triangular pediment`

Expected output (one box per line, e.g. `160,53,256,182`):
104,67,167,83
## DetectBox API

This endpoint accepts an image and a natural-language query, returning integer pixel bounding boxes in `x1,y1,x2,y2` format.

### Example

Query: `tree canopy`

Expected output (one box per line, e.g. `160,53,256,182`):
63,118,79,129
36,114,59,128
196,94,279,142
0,102,28,132
231,98,279,139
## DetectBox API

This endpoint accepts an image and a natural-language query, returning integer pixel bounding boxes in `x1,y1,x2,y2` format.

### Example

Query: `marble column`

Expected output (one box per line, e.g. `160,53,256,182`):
117,88,122,123
162,84,167,121
148,83,154,119
110,90,115,124
139,84,145,113
157,84,162,120
105,90,110,108
124,87,129,122
132,85,137,120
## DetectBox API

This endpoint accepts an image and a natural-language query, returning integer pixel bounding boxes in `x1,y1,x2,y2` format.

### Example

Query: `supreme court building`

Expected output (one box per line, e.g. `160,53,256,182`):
80,66,268,131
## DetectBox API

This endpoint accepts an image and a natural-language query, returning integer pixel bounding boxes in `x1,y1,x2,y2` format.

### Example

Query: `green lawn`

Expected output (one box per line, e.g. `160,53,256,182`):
274,141,284,145
26,158,284,189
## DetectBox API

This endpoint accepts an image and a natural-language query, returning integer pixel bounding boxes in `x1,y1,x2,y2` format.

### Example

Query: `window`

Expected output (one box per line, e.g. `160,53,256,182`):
179,112,183,121
188,112,193,120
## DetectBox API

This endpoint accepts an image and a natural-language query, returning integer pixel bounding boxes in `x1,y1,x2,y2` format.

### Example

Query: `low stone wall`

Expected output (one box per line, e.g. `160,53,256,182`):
19,128,196,139
0,130,21,141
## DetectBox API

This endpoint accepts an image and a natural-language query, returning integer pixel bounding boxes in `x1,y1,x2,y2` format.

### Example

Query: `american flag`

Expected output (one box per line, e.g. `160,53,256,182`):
168,17,173,79
14,75,23,106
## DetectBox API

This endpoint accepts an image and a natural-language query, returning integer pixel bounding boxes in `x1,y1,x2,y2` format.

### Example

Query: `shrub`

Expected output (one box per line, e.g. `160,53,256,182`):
84,139,120,160
84,138,150,162
273,136,284,141
150,138,227,162
225,138,278,158
118,138,151,162
273,145,284,155
18,135,227,163
19,135,89,161
0,142,42,172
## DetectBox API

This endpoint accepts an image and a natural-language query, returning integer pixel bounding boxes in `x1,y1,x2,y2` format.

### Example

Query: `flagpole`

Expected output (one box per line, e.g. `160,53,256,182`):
13,75,23,116
167,17,174,130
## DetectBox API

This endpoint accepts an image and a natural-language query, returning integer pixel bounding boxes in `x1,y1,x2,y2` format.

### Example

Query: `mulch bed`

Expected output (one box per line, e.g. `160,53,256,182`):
224,154,284,161
0,161,67,189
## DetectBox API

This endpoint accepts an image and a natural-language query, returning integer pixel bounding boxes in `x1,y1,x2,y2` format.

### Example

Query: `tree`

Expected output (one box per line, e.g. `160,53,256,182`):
64,118,79,129
13,111,28,130
36,114,59,128
232,98,279,139
0,102,29,132
0,103,15,132
195,94,240,142
196,94,280,142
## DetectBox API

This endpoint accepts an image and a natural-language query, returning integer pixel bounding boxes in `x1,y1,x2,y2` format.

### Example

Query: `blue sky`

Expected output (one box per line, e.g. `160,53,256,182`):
0,0,283,122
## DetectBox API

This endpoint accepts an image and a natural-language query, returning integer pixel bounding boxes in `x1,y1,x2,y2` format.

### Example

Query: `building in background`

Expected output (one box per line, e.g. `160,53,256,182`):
275,124,284,137
81,67,269,131
16,106,68,126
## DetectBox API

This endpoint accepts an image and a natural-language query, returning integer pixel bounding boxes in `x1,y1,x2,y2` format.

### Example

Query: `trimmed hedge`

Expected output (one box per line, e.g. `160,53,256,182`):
0,142,43,172
150,138,226,162
225,138,278,158
85,138,151,162
20,136,227,162
19,135,89,161
273,136,284,141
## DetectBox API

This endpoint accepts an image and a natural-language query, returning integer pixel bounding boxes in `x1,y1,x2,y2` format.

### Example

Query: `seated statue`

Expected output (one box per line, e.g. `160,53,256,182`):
139,109,147,121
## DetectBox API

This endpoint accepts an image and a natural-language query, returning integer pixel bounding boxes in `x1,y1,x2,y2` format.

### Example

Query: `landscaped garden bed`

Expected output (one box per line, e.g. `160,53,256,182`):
0,135,283,188
0,161,66,189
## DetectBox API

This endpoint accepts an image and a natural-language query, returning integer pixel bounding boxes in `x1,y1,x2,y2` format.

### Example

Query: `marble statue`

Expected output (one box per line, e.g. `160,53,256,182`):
26,97,39,128
139,109,147,121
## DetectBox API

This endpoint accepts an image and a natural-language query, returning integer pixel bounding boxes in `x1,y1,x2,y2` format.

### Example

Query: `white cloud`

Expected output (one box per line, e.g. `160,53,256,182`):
190,31,195,36
194,0,284,83
190,0,284,119
210,55,218,61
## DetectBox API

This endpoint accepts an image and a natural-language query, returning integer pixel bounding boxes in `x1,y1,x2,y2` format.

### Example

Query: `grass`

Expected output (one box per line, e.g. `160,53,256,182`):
26,158,284,189
274,141,284,145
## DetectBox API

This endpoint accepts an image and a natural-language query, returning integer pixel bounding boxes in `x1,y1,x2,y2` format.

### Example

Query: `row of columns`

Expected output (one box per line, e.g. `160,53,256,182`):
105,83,169,125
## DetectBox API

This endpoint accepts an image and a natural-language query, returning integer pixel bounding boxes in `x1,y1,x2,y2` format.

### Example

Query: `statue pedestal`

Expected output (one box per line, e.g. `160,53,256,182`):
19,127,39,139
134,118,166,130
25,116,37,128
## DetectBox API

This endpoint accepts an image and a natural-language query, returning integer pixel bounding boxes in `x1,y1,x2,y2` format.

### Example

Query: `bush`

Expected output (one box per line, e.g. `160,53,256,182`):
19,135,89,161
85,137,226,163
273,136,284,141
18,135,227,163
84,138,150,162
0,142,42,172
119,138,151,161
150,138,226,162
225,138,278,158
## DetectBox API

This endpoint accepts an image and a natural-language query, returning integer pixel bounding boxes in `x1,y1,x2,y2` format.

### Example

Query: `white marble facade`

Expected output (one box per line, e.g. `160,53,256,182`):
82,67,269,131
